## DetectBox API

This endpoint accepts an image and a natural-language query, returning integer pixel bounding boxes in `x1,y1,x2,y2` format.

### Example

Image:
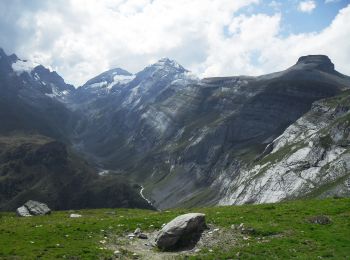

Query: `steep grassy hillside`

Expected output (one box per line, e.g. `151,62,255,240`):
0,198,349,259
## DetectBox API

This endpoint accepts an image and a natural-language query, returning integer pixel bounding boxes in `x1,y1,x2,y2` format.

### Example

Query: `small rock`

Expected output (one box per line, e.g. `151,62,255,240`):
240,227,256,235
128,234,136,238
114,250,121,255
138,233,148,239
209,249,213,252
134,227,142,235
308,215,332,225
231,224,236,230
213,228,220,232
69,213,82,218
194,248,201,253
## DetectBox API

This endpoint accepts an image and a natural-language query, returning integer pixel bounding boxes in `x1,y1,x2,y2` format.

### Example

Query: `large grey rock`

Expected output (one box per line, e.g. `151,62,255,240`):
16,206,32,217
24,200,51,216
16,200,51,217
155,213,206,250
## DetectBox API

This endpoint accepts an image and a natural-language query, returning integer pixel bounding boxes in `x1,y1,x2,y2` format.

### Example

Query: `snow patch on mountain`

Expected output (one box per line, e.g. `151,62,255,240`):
111,74,135,87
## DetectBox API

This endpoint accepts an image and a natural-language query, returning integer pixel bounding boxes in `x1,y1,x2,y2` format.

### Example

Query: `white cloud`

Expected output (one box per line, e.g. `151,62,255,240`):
0,1,349,86
298,1,316,13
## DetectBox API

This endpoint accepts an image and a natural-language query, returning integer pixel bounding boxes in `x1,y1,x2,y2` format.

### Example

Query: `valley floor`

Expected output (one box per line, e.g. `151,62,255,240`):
0,198,349,259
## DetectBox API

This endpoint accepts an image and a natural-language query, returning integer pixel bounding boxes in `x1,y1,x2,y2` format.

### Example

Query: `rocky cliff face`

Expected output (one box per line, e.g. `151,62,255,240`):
218,90,350,205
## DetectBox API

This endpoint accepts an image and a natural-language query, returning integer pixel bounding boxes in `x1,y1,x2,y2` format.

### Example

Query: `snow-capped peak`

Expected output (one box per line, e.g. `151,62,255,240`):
151,57,187,72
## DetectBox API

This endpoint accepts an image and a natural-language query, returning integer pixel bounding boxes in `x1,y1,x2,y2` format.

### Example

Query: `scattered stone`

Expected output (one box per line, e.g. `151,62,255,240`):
308,215,332,225
209,249,213,252
240,227,256,235
234,223,256,235
155,213,206,251
128,234,136,238
69,213,82,218
213,228,220,232
114,250,121,255
138,233,148,239
16,200,51,217
194,248,201,253
134,227,142,235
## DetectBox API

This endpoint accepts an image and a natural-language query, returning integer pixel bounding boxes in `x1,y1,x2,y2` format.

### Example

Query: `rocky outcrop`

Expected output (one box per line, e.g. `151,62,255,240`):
155,213,206,250
16,200,51,217
218,90,350,205
295,55,335,73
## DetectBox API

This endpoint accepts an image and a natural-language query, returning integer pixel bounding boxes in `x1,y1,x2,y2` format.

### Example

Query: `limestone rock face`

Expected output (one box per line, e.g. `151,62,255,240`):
155,213,206,250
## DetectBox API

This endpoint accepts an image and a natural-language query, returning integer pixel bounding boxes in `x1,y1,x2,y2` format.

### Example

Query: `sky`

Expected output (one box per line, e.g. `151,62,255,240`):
0,0,349,86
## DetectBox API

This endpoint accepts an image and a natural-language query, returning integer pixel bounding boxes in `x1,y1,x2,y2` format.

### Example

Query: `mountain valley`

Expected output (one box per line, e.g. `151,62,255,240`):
0,48,349,210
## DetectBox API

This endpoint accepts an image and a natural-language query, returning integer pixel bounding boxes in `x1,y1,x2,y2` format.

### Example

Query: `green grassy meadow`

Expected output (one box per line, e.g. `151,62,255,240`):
0,198,349,259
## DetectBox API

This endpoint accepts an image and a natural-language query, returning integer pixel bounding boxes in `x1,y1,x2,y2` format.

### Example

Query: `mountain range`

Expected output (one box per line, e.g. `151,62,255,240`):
0,48,349,210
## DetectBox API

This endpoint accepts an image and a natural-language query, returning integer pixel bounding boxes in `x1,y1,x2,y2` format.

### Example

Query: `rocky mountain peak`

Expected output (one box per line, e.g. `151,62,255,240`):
150,57,188,73
296,55,335,72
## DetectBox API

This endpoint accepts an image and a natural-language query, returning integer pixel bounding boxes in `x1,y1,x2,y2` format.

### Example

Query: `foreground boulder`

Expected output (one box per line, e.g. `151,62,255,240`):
16,200,51,217
155,213,206,251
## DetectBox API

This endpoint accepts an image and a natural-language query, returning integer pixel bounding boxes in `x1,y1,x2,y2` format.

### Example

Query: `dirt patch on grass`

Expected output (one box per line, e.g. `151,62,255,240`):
107,224,242,259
